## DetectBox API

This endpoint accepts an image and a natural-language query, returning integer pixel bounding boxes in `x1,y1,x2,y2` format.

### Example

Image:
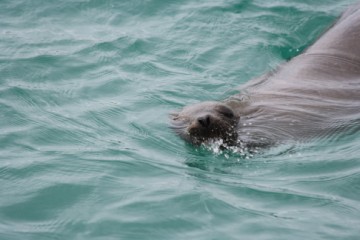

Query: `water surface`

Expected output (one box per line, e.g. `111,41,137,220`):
1,0,360,239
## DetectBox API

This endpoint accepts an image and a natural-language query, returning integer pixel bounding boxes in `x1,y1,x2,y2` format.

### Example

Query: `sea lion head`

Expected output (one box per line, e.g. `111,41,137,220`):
170,101,239,146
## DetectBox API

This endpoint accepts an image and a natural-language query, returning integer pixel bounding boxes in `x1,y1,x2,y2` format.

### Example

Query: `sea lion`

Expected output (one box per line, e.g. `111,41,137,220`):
171,3,360,149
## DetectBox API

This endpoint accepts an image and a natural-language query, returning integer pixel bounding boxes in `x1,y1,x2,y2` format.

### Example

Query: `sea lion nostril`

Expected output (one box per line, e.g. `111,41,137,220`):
198,115,211,128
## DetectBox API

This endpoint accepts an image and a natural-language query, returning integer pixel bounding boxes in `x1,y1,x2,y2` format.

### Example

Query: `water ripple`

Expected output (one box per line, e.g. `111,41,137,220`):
1,0,360,239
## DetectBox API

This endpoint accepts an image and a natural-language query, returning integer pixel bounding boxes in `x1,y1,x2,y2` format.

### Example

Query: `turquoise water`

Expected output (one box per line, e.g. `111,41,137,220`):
1,0,360,239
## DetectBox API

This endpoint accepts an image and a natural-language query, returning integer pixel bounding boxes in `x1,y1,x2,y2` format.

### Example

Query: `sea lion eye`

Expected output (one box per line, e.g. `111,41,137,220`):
217,106,234,118
221,111,234,118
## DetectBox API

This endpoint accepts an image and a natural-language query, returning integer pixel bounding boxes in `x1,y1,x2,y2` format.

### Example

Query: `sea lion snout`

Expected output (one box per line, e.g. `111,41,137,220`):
188,113,218,136
171,102,239,146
